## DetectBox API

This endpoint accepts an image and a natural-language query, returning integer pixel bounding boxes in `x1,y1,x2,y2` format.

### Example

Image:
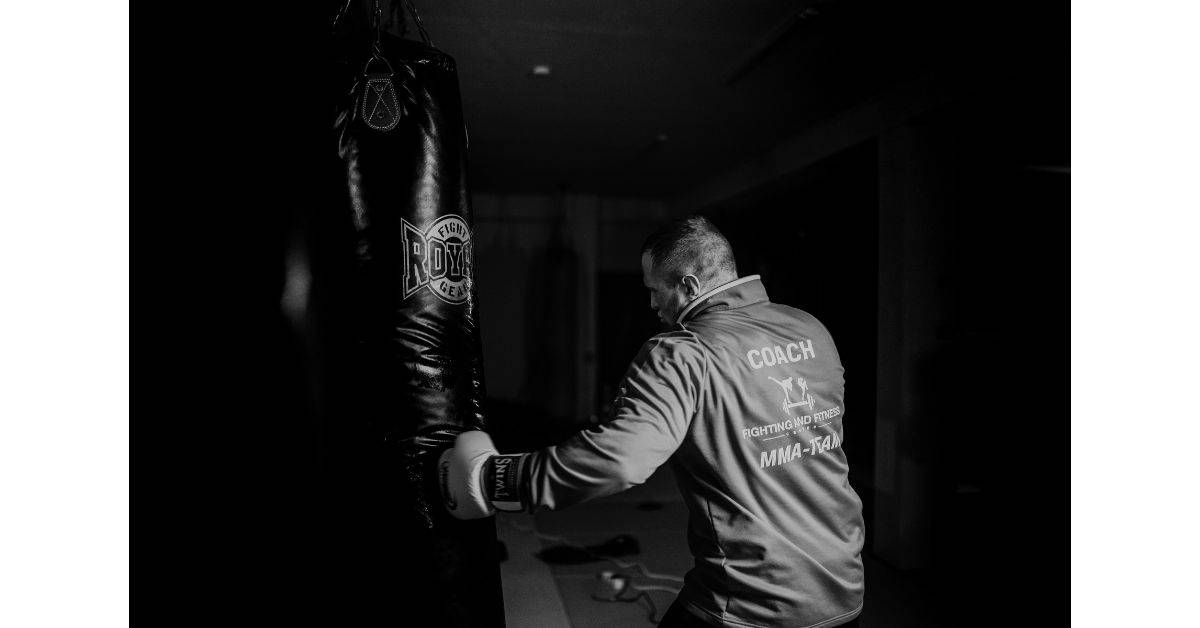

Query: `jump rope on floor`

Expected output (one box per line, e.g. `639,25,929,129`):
502,517,684,624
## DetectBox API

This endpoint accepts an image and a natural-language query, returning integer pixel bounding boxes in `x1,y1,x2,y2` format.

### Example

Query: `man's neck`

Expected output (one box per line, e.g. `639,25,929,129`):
698,274,738,295
676,274,754,324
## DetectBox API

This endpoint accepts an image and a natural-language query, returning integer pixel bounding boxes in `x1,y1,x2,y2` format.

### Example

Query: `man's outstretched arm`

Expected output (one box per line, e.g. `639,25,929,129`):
438,331,706,519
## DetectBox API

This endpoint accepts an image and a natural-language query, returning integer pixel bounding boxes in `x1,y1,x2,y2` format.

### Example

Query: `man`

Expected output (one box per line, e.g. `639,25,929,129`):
439,215,865,627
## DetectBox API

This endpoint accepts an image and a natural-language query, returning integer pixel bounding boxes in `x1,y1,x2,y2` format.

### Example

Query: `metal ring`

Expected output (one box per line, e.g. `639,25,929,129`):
363,53,394,76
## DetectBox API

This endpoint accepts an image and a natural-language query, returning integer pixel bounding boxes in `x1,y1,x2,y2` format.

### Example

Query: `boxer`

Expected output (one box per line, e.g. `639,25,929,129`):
441,215,865,628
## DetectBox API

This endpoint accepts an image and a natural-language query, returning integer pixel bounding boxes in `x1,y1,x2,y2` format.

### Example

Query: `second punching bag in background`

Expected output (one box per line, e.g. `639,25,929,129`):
330,14,504,627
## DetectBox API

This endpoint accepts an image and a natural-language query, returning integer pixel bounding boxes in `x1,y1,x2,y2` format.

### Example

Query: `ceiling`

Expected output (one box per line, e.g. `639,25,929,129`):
368,1,1044,198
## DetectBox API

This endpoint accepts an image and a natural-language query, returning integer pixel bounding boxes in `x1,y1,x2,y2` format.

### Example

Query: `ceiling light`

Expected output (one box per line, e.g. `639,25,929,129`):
530,65,551,77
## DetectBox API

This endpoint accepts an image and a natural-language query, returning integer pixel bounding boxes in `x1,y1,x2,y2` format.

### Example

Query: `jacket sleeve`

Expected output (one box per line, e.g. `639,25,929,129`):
525,331,707,511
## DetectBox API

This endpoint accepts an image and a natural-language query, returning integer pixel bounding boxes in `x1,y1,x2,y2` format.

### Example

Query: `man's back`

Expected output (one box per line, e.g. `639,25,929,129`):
669,276,865,628
434,216,867,626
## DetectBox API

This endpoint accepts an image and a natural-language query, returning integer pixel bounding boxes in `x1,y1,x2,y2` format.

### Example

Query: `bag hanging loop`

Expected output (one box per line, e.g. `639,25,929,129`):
363,55,395,77
330,1,433,48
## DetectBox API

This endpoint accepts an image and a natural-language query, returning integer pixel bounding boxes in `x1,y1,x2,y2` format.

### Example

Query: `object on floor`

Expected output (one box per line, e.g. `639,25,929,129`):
592,570,630,601
590,570,662,624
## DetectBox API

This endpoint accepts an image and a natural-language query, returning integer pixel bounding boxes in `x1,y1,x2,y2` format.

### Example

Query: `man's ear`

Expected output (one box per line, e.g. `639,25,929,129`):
681,274,702,298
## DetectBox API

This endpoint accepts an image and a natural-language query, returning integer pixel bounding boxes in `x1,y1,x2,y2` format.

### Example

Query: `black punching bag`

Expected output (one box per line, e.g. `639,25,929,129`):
326,2,504,625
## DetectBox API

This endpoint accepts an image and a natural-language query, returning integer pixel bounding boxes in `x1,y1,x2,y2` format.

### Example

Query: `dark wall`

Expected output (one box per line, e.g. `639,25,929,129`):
919,105,1069,626
693,87,1068,624
469,194,669,453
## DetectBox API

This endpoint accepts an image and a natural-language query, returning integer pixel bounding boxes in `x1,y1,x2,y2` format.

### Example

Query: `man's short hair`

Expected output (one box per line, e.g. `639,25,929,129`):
641,215,738,287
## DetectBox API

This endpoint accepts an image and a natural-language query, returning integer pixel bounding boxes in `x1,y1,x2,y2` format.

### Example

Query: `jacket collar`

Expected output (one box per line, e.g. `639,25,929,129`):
675,275,768,325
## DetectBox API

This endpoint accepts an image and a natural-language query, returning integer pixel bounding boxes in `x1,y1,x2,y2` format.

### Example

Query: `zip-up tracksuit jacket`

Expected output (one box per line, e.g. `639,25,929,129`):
525,275,866,628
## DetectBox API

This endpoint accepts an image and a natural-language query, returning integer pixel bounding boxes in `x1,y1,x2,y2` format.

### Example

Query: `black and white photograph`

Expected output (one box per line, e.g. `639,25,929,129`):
3,1,1198,626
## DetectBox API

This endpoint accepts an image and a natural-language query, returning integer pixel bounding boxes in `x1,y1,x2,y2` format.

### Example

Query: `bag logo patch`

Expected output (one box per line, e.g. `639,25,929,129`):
362,74,401,132
402,215,474,304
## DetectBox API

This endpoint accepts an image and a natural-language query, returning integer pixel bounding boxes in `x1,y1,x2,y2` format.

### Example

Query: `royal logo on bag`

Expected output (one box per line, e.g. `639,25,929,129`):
402,215,474,304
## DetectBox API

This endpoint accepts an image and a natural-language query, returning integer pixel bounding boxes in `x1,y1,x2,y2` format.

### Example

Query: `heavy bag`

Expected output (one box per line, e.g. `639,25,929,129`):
328,7,504,626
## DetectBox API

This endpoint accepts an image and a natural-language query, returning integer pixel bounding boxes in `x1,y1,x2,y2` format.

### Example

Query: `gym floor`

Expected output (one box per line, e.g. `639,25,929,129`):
497,466,937,627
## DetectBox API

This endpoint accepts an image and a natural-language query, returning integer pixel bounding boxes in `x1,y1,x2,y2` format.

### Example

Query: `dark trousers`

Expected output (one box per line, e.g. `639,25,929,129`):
657,598,862,628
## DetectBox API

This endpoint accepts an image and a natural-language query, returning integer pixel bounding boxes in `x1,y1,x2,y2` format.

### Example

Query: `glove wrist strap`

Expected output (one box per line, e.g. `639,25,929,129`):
485,453,530,512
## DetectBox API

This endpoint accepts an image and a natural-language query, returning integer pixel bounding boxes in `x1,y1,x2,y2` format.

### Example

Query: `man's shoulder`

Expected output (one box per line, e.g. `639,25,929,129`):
635,328,706,366
689,301,826,334
643,327,703,351
686,304,840,362
768,303,828,332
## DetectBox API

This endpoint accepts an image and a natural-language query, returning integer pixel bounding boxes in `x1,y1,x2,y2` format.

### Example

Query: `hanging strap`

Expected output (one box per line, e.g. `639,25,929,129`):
400,0,434,48
373,0,434,51
330,0,434,48
330,0,354,35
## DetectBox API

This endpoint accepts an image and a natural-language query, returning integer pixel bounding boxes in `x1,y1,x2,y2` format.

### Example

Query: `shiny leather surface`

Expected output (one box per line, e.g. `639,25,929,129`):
327,27,503,627
335,32,486,496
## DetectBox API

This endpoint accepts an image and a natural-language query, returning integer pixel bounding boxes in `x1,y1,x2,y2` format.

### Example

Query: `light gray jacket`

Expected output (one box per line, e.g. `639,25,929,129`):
526,276,865,628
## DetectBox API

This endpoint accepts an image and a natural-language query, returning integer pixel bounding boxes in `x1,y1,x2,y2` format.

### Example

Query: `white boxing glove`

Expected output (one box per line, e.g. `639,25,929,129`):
437,430,530,520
